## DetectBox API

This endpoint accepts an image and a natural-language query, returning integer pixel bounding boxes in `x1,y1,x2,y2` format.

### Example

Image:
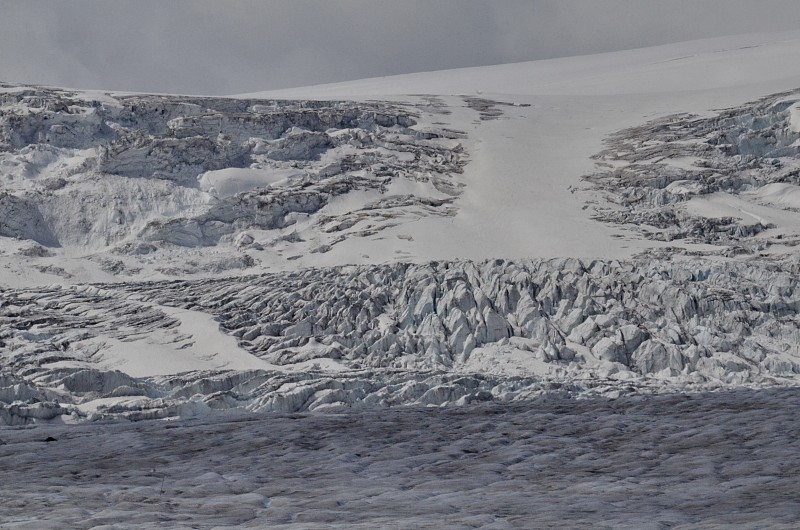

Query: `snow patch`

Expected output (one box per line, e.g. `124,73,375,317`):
198,167,301,198
788,101,800,133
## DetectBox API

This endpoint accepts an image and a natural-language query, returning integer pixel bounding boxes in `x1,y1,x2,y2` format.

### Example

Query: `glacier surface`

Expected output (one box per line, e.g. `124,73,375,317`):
3,30,800,527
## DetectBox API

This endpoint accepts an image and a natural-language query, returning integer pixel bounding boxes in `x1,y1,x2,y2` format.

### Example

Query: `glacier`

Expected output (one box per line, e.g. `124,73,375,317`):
2,29,800,529
1,388,798,528
2,257,799,423
2,83,800,423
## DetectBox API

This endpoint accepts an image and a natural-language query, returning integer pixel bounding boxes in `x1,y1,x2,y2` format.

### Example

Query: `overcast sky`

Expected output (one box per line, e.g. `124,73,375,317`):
1,0,799,95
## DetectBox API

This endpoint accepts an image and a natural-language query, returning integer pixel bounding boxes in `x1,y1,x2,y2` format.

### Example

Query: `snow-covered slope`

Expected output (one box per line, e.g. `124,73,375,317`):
245,31,800,98
2,31,800,423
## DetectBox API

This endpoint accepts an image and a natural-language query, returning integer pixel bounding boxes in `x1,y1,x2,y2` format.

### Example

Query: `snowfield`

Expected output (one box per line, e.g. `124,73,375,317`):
3,29,800,527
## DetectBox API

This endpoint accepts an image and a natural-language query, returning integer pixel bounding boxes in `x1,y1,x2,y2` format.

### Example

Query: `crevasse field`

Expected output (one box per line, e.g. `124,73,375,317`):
2,31,800,528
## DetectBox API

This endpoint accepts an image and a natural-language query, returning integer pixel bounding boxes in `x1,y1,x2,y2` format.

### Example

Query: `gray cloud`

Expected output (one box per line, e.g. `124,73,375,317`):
0,0,798,95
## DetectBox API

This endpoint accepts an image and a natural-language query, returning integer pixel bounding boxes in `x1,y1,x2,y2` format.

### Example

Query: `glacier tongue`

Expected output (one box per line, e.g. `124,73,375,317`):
1,257,798,423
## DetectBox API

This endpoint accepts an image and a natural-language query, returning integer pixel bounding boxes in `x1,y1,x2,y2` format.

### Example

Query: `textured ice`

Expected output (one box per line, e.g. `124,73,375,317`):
2,83,800,425
0,388,798,528
1,257,798,423
0,85,464,262
584,89,800,256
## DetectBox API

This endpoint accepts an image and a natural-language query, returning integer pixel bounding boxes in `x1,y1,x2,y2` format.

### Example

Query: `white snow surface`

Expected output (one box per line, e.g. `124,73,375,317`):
245,31,800,98
80,305,279,377
197,167,301,198
788,101,800,132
